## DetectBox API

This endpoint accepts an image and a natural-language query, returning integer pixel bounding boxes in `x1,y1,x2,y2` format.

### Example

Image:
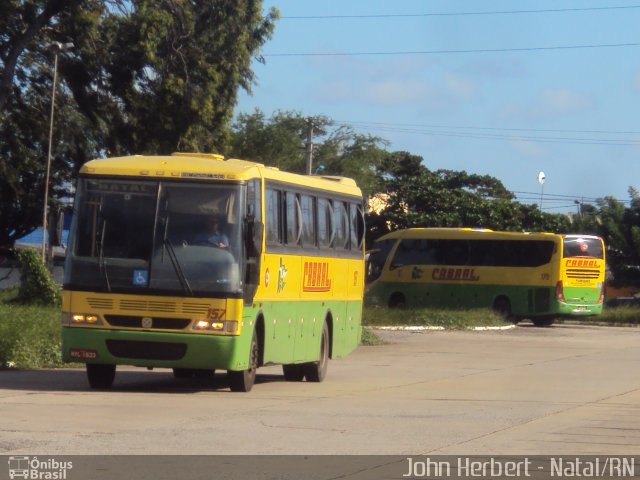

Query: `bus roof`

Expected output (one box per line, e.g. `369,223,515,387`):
80,153,362,197
374,228,560,242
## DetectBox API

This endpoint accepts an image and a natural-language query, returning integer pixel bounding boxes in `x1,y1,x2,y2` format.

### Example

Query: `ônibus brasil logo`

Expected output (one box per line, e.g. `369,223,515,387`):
8,456,73,480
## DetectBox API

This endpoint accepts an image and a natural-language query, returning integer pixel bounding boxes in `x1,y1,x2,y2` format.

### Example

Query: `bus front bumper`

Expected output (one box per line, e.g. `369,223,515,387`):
62,327,249,370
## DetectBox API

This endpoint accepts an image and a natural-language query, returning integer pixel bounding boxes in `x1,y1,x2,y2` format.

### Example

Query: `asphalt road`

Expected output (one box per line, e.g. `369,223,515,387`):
1,324,640,456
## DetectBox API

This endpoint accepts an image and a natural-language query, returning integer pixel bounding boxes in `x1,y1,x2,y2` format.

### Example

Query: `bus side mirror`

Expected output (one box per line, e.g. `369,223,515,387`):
244,218,264,291
252,222,264,257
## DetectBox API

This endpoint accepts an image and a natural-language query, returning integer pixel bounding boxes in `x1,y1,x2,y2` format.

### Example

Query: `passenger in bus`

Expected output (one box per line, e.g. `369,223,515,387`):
194,216,229,248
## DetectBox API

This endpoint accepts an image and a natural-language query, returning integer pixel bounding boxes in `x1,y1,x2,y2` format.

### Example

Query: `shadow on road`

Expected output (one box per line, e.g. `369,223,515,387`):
0,368,285,394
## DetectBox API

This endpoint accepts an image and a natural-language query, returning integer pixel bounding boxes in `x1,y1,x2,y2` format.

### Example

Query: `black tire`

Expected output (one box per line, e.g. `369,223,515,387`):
282,363,305,381
304,321,329,383
388,292,406,309
227,331,258,392
532,316,555,327
173,368,195,378
86,363,116,389
492,297,512,321
194,369,215,379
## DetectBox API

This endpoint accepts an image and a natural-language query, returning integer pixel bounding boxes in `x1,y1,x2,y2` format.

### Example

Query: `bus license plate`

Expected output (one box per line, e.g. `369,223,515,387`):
69,348,98,360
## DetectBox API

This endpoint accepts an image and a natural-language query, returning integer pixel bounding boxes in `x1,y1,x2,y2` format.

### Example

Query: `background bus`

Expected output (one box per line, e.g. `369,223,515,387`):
62,153,365,391
365,228,605,326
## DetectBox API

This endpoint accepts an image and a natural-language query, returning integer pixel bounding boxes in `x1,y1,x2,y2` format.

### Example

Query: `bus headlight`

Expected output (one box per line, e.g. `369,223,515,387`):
192,320,238,334
65,313,103,325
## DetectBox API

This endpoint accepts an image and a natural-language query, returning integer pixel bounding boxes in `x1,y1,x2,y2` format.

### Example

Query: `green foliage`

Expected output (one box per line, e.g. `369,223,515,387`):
590,189,640,286
15,248,61,305
1,0,278,248
596,305,640,324
366,151,571,245
229,110,389,197
0,288,63,368
360,327,384,346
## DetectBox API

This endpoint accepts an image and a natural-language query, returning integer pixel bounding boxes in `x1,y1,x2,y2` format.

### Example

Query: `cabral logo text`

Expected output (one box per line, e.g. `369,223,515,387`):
8,456,73,480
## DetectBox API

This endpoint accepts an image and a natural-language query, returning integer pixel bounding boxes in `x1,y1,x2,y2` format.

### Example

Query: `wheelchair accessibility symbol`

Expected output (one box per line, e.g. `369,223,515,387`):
133,270,149,286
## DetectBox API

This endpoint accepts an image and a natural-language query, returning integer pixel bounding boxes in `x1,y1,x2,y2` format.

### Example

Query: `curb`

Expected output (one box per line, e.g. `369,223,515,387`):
372,325,517,332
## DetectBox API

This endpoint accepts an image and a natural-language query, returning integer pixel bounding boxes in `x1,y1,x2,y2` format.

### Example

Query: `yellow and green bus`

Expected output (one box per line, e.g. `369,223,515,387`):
365,228,605,326
62,153,365,391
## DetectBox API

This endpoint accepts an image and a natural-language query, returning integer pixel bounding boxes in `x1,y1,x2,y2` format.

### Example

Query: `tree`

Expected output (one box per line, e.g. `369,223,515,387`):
366,151,571,245
229,110,388,195
0,0,278,248
596,188,640,285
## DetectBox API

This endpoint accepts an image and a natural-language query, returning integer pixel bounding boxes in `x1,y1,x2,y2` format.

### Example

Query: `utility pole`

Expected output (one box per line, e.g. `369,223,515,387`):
42,41,73,263
304,117,315,175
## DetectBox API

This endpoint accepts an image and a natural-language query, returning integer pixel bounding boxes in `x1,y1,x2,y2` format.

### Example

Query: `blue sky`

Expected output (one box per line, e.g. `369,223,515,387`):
235,0,640,212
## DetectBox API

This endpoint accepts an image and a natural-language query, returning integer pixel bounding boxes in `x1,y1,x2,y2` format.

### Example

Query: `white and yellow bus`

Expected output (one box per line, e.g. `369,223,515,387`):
365,228,605,326
62,153,365,391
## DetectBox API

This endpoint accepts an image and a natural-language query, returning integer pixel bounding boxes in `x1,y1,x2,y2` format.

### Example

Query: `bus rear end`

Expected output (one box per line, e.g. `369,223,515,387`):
557,235,605,316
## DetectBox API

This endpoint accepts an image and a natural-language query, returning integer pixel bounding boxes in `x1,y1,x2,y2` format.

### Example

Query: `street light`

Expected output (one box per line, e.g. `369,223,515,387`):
41,41,73,263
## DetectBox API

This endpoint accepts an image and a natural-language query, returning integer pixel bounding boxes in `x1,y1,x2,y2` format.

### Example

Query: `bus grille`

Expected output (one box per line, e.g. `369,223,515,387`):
182,303,211,314
120,300,177,313
104,315,191,330
106,340,187,360
566,269,600,279
87,298,115,309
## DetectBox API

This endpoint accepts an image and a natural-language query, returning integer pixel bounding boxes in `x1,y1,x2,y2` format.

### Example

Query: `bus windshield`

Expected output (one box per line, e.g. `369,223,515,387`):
64,178,245,296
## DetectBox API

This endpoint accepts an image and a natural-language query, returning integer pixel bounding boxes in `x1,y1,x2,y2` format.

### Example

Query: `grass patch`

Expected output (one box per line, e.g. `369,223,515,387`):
582,306,640,325
0,287,63,369
363,306,508,330
360,327,384,346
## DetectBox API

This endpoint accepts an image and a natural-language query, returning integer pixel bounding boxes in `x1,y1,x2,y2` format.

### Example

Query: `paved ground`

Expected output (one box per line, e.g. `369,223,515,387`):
1,324,639,456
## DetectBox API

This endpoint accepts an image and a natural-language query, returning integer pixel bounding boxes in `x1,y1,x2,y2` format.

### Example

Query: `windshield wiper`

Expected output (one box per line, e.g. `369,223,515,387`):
163,237,193,296
98,220,112,292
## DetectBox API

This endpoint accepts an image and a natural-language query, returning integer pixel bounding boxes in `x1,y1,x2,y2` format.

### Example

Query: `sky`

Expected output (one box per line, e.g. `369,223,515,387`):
234,0,640,213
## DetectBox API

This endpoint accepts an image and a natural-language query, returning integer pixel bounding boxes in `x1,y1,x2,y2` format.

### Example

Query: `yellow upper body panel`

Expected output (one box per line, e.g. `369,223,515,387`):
375,228,559,243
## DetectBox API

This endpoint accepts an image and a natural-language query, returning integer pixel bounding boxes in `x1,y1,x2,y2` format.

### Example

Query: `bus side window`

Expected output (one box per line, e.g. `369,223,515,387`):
318,198,333,248
350,202,365,251
301,194,316,247
266,188,282,245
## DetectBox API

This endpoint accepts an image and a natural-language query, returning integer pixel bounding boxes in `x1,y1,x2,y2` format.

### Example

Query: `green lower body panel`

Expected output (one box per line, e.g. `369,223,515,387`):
365,282,602,318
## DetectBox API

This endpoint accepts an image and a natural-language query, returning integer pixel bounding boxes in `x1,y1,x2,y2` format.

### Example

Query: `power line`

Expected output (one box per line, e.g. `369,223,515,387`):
335,120,640,136
281,5,640,19
331,121,640,147
265,42,640,57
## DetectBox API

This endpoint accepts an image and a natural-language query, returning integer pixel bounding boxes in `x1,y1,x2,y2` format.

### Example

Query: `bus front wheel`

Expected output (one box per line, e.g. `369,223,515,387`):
228,331,258,392
86,363,116,389
304,321,329,382
492,297,512,321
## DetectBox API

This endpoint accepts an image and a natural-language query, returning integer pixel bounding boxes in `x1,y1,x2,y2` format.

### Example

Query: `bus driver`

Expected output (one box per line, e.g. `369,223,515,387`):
194,216,229,248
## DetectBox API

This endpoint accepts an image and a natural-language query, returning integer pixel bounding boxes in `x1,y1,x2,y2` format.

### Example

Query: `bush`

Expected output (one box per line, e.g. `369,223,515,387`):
0,288,63,368
15,248,61,306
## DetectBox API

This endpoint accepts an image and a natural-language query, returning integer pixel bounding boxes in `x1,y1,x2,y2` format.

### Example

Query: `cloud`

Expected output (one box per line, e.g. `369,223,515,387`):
509,135,546,158
498,88,593,122
314,62,479,112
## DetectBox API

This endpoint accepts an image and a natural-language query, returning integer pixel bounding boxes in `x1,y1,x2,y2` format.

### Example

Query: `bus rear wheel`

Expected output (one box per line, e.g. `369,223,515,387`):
227,331,258,392
304,321,329,382
86,363,116,389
